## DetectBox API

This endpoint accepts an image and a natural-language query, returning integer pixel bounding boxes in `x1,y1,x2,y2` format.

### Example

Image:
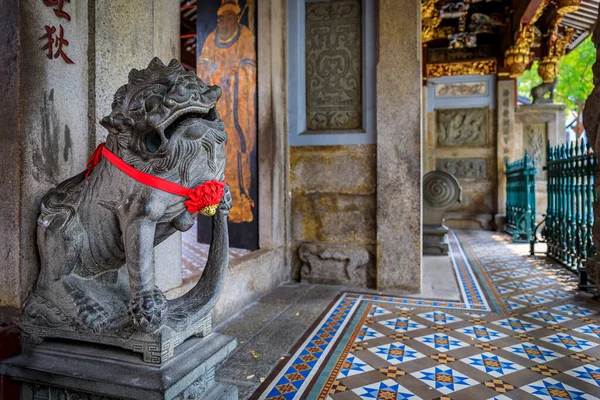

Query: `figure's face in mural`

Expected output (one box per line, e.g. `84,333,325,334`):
217,10,239,42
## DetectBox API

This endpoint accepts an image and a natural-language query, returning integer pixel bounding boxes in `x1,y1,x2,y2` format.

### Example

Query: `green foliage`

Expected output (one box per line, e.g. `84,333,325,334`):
517,37,595,118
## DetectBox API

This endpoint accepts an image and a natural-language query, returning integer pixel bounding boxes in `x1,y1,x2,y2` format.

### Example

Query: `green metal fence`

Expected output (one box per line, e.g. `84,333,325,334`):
505,151,537,244
542,140,596,290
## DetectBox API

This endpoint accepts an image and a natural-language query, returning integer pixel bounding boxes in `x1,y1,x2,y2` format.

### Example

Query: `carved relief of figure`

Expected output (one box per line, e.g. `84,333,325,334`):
197,0,257,223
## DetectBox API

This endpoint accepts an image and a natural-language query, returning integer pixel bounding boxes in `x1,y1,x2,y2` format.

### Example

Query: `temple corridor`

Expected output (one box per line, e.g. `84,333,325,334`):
211,230,600,399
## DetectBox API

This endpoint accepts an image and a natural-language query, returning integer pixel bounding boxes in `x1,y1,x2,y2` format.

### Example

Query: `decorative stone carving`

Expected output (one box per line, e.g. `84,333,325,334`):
423,171,462,255
305,0,362,130
436,158,487,178
524,123,547,178
436,107,487,147
434,81,487,97
20,58,232,364
532,79,557,104
299,242,369,287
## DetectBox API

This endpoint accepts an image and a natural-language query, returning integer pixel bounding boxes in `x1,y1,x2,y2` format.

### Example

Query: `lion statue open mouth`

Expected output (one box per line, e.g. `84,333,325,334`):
22,58,232,363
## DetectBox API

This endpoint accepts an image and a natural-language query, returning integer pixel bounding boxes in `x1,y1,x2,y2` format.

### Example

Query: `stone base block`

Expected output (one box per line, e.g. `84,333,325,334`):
299,242,369,287
423,225,449,256
0,333,237,400
494,214,507,232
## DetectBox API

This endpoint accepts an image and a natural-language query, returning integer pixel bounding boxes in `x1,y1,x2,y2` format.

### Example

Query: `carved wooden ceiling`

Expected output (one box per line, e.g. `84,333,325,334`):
423,0,598,79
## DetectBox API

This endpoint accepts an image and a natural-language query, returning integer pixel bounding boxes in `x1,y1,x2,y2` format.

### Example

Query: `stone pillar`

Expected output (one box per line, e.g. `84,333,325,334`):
0,0,90,315
92,0,183,292
495,79,517,228
376,0,422,292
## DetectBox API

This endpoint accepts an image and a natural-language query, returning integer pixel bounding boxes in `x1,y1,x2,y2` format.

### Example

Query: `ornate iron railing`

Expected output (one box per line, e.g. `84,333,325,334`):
505,151,537,243
542,140,596,290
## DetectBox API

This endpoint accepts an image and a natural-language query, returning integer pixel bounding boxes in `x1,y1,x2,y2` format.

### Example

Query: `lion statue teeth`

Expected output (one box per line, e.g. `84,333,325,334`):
22,58,232,363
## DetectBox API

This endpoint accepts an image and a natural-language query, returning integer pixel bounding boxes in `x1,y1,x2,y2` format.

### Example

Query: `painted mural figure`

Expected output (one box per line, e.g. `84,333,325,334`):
198,0,256,223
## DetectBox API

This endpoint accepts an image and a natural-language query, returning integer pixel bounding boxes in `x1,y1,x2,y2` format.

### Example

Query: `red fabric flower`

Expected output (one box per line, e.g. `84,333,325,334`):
184,180,226,214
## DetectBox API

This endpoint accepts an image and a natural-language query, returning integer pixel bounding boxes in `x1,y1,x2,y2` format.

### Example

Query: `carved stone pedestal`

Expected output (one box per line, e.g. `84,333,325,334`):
423,225,450,255
0,334,237,400
423,171,462,256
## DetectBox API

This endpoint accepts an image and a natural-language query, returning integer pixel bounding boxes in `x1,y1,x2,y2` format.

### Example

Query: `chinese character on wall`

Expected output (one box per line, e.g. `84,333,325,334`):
39,0,74,64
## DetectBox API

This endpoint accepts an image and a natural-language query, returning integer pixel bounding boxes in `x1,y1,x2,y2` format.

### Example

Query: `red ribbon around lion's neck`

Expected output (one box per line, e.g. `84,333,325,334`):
85,143,225,215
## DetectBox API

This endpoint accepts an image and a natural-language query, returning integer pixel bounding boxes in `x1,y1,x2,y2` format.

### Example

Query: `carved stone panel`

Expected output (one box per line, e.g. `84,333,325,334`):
305,0,362,131
436,158,487,178
524,122,547,178
436,107,488,147
435,82,487,97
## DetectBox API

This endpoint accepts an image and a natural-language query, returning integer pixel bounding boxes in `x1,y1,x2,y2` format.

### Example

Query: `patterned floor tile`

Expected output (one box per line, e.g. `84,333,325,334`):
565,365,600,387
483,378,515,393
337,354,374,378
553,304,597,317
415,333,469,352
493,317,541,333
352,379,418,400
251,231,600,400
355,326,384,342
380,317,426,333
573,323,600,339
368,342,425,364
504,343,562,363
411,365,478,395
418,311,462,325
456,325,508,342
523,310,572,324
463,352,525,377
521,378,594,399
540,333,597,352
369,306,392,317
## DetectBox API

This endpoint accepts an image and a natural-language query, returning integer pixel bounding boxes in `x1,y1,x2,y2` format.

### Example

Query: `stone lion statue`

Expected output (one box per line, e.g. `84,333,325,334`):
531,79,557,104
22,58,232,362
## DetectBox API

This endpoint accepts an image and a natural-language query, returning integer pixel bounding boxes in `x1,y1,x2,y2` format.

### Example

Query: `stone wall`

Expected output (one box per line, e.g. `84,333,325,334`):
425,76,498,230
290,145,376,286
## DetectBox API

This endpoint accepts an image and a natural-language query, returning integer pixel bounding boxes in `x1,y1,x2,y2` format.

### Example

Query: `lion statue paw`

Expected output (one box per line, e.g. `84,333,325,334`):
128,288,168,333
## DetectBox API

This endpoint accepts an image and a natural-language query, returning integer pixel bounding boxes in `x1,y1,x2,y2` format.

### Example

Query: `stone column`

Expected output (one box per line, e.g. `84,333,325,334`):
495,79,517,228
0,0,90,316
376,0,422,292
92,1,182,292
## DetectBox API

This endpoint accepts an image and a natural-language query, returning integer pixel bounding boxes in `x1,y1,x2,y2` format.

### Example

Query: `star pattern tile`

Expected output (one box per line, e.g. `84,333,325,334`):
464,352,524,377
415,333,469,352
253,231,600,400
412,366,478,395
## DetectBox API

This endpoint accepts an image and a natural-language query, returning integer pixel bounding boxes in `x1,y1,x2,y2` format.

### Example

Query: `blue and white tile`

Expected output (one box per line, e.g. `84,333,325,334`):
504,343,562,363
503,281,537,290
525,277,556,286
574,324,600,339
355,326,384,342
456,325,507,342
541,333,596,352
502,299,526,311
337,354,374,378
463,352,524,378
494,285,514,295
493,317,541,333
522,378,594,400
418,311,462,325
553,304,597,317
523,310,571,324
411,366,478,395
369,342,425,365
565,365,600,387
538,289,572,300
415,333,469,352
511,293,552,305
381,317,426,333
495,270,528,279
352,379,418,400
486,395,512,400
369,306,392,317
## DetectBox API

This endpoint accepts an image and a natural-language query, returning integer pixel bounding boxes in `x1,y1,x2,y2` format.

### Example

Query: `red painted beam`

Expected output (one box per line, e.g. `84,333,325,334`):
521,0,547,25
